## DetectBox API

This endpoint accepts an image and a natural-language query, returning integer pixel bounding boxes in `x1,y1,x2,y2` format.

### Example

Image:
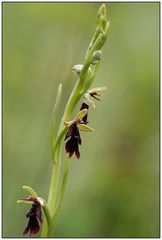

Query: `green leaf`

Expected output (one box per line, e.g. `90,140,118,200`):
48,157,70,237
78,124,94,132
50,83,62,159
22,186,38,198
74,109,88,121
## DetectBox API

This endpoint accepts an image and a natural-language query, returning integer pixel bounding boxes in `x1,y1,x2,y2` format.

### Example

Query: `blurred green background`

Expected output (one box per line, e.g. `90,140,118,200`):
3,2,159,237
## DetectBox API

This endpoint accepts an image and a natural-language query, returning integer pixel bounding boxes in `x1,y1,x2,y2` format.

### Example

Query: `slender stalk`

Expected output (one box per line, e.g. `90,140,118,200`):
41,4,109,237
42,204,52,227
41,145,61,237
48,157,70,237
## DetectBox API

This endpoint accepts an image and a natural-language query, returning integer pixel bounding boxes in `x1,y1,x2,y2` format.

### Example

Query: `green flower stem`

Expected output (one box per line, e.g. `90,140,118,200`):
47,157,70,237
83,62,101,92
42,203,52,227
41,145,61,237
54,32,106,151
41,4,109,237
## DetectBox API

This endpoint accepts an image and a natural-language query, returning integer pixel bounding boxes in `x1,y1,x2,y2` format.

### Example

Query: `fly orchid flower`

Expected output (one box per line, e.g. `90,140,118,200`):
64,109,94,159
17,186,45,236
83,86,107,108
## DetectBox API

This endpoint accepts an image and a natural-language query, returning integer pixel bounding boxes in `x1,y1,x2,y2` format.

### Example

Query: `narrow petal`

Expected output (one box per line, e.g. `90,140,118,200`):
23,226,30,235
22,186,38,199
36,205,43,223
74,140,80,159
90,92,101,101
17,199,34,205
23,215,40,236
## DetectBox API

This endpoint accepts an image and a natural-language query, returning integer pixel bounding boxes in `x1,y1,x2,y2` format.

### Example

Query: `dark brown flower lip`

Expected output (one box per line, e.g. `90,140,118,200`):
23,203,43,236
65,122,82,159
65,136,80,159
65,122,81,141
23,214,40,236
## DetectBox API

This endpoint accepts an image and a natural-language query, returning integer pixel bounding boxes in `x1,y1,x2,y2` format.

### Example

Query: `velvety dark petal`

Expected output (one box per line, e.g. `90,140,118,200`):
65,122,82,159
35,205,43,223
80,103,89,124
23,215,40,236
26,204,36,218
65,136,80,159
74,143,80,159
80,103,89,110
72,123,80,139
23,225,30,235
65,137,75,157
82,115,88,124
26,209,33,218
65,122,81,141
23,203,42,236
75,126,81,145
65,126,73,140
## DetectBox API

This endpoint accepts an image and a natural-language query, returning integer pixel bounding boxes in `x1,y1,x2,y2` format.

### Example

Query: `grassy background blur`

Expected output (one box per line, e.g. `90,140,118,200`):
3,2,159,237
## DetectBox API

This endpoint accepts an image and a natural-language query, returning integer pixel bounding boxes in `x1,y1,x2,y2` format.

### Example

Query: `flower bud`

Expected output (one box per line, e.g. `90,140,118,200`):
97,4,106,24
91,50,102,65
72,64,83,76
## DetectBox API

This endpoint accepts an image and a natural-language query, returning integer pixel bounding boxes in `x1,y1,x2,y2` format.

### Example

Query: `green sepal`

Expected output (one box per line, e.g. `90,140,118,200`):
74,109,88,121
22,186,38,198
88,86,107,93
78,124,94,132
83,93,95,108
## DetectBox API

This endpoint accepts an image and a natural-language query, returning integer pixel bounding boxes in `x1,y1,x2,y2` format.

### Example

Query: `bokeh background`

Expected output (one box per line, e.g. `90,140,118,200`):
3,2,159,237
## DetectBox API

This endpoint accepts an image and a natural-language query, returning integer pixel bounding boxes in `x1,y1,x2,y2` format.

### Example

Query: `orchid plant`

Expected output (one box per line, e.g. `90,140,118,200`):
17,4,110,237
